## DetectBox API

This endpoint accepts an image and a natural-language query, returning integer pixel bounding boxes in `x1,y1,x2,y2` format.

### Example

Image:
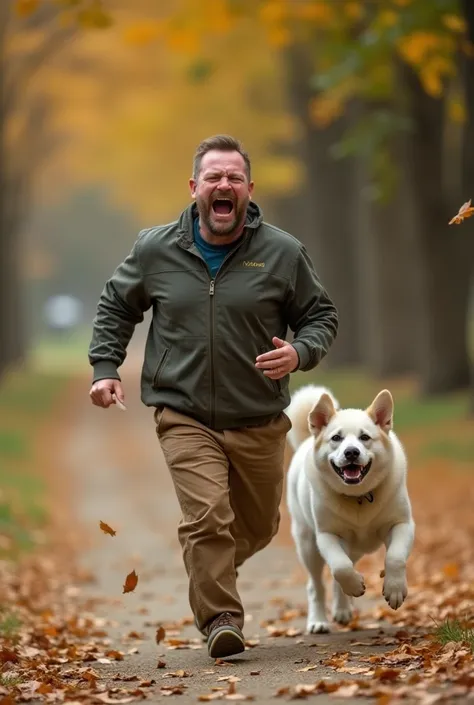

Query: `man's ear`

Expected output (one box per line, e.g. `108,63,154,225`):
189,178,197,199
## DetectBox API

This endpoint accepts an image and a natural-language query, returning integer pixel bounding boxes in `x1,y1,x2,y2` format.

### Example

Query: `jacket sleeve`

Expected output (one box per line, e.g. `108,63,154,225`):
285,245,338,372
88,231,152,383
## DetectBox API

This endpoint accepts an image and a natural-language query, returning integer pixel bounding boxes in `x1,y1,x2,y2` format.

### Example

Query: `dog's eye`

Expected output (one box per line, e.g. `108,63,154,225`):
331,434,342,442
360,433,371,442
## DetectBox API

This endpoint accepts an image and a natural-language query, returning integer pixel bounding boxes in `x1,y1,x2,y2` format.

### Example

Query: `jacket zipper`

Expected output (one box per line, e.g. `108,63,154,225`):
207,239,245,427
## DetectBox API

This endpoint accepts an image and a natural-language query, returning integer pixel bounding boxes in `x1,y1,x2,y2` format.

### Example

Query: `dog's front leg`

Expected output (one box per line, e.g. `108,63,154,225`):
383,520,415,609
316,532,365,598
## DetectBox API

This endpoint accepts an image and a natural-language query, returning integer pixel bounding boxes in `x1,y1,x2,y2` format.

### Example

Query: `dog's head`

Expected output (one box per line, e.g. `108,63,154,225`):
308,390,394,495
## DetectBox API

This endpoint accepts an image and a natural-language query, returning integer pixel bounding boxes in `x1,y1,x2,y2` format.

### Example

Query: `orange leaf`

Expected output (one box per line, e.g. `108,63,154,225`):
442,561,460,579
15,0,39,18
123,570,138,594
449,198,474,224
99,520,116,537
156,625,166,644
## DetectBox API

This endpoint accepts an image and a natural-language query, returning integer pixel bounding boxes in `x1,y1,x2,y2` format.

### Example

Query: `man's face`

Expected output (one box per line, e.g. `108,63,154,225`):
189,150,254,237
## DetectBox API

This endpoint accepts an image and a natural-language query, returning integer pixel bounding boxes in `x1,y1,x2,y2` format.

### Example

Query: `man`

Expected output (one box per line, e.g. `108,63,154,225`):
88,134,338,659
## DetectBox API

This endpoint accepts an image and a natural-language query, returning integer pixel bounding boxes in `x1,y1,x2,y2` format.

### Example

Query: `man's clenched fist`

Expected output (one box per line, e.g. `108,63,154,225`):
89,378,125,409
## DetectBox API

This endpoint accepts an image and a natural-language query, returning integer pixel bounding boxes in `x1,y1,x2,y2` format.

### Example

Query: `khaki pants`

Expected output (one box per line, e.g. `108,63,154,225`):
155,405,291,634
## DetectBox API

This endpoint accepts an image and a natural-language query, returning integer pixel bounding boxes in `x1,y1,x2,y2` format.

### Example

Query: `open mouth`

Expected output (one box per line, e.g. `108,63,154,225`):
212,198,234,216
330,459,372,485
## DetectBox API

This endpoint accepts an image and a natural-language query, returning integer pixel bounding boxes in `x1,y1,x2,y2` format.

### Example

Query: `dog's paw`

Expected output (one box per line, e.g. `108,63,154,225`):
383,571,407,610
332,606,353,625
307,620,331,634
334,567,366,598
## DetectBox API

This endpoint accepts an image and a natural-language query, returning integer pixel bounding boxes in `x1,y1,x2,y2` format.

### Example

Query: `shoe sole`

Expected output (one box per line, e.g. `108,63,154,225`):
208,628,246,659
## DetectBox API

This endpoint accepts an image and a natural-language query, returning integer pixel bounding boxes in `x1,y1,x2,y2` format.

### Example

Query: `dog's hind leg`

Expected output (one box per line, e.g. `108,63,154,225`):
291,522,330,634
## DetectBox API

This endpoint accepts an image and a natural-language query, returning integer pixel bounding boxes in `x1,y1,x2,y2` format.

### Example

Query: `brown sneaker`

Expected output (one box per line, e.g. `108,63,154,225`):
207,612,245,659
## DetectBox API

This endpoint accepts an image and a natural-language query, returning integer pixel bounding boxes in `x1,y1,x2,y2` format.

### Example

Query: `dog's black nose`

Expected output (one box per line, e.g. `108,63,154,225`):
344,447,360,461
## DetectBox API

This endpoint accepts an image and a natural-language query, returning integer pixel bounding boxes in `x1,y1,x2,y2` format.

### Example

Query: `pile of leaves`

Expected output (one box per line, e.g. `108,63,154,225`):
0,549,153,704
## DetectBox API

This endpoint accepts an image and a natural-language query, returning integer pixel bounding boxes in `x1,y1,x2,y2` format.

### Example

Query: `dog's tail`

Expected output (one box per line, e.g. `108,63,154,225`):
286,384,340,451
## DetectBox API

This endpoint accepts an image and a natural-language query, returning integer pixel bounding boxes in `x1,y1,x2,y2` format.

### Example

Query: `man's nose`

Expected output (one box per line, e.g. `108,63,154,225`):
217,176,231,189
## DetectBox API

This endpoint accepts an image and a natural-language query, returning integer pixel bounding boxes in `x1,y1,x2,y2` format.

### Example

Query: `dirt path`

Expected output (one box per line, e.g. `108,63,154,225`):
59,358,471,704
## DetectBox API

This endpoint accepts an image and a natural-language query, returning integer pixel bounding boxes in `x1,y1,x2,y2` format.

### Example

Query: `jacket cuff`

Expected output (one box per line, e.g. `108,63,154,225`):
92,360,121,383
291,341,310,372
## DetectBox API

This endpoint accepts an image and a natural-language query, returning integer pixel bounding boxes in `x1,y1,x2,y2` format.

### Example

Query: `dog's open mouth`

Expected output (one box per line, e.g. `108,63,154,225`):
212,198,234,215
330,460,372,485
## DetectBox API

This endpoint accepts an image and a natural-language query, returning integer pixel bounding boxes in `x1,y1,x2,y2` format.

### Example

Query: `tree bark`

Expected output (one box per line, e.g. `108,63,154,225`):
283,43,362,367
353,124,422,378
401,63,472,395
461,0,474,412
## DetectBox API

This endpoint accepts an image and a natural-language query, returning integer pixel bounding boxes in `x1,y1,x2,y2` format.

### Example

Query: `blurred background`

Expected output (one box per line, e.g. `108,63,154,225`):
1,0,474,562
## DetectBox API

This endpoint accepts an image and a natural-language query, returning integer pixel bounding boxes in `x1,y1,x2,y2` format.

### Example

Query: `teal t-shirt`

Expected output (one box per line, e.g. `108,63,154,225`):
193,217,236,279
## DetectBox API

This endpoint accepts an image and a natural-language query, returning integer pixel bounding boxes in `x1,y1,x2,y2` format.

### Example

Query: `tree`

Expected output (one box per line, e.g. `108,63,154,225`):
0,0,110,379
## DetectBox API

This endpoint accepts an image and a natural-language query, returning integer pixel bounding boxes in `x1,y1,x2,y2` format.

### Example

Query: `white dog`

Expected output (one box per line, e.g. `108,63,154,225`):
286,384,415,633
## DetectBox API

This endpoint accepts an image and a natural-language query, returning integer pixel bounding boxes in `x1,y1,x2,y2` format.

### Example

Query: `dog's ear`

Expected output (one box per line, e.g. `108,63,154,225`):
367,389,393,431
309,393,337,435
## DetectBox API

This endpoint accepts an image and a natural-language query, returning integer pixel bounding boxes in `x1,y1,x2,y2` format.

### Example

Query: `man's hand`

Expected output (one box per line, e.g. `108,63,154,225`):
255,337,299,380
89,379,125,409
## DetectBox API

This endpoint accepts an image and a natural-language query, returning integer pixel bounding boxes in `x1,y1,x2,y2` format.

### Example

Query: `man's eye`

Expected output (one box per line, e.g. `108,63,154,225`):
331,434,342,442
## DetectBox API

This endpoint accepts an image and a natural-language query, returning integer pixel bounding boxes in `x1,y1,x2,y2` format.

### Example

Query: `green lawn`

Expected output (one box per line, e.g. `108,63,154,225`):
0,368,69,558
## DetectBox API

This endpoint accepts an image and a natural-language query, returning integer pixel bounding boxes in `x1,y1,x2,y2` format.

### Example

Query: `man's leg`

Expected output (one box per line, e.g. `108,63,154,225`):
155,407,243,635
224,412,291,570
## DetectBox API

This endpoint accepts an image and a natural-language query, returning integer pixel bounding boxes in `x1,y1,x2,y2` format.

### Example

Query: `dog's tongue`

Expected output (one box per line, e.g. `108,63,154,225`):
343,466,362,480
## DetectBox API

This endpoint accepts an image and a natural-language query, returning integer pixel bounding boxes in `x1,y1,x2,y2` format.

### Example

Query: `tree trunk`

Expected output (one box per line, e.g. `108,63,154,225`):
461,0,474,412
283,43,362,367
353,125,422,378
401,63,471,395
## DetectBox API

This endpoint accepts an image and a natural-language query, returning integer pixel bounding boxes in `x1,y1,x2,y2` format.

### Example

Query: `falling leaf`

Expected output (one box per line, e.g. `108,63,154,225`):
449,199,474,224
123,570,138,594
156,626,166,644
99,520,117,536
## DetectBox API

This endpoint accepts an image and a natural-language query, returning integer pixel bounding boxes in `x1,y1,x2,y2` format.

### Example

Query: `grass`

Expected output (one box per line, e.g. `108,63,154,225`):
0,365,70,559
434,618,474,652
0,609,22,641
0,674,25,688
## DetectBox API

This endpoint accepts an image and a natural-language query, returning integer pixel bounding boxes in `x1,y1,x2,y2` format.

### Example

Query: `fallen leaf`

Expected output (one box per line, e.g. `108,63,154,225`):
330,683,359,698
249,671,260,676
123,570,139,594
100,520,117,536
157,659,166,669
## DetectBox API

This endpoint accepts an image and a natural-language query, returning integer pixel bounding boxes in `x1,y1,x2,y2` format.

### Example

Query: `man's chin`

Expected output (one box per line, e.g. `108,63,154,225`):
208,218,238,236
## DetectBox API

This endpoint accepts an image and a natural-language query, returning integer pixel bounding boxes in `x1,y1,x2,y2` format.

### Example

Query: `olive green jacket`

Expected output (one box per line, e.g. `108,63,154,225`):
88,202,338,429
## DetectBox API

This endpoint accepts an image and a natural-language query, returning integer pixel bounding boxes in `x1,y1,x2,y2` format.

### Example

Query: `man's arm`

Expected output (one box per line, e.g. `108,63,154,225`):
285,245,338,372
88,231,152,384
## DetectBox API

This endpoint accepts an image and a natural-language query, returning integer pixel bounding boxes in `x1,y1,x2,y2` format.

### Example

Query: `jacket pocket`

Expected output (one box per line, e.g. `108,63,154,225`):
152,348,170,389
259,345,281,399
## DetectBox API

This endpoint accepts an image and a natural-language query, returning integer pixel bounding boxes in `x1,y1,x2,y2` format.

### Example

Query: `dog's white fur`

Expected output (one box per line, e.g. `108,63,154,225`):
286,384,415,633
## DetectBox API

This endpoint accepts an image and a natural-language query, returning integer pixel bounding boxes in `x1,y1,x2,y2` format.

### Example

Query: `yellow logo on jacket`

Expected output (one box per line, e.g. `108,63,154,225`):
242,260,265,268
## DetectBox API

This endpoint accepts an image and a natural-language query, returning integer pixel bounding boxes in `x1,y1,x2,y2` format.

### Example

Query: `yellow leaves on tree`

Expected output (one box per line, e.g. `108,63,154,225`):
15,0,39,17
396,31,455,98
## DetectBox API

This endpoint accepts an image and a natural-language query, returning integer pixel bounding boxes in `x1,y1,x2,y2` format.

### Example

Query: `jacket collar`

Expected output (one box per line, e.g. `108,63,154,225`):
177,201,263,247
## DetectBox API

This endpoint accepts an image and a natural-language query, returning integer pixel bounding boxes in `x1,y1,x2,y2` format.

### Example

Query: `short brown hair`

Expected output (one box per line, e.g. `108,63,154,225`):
192,134,251,181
